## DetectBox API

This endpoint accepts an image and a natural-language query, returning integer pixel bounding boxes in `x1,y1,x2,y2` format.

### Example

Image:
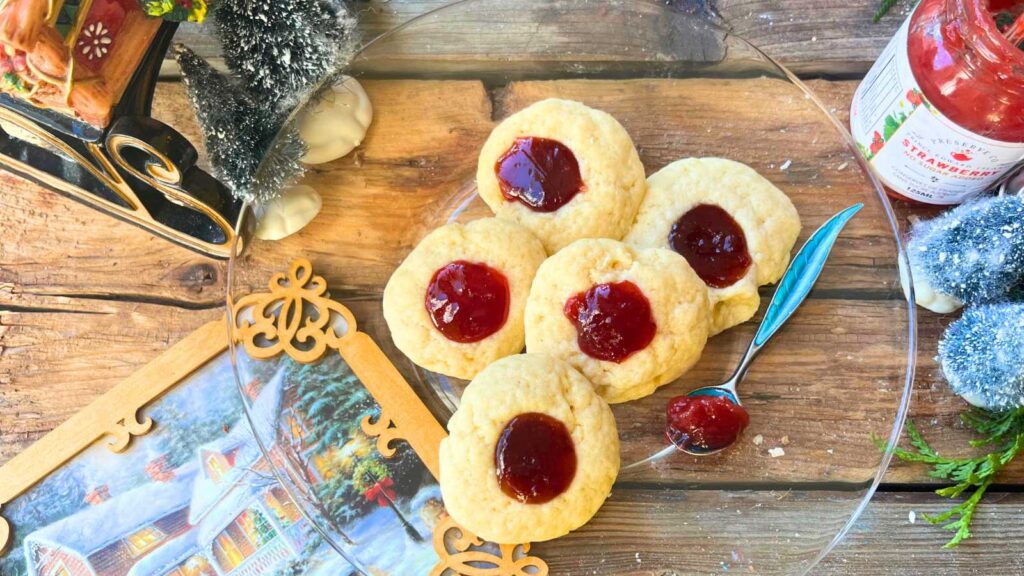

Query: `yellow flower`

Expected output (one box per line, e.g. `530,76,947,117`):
188,0,207,23
144,0,175,16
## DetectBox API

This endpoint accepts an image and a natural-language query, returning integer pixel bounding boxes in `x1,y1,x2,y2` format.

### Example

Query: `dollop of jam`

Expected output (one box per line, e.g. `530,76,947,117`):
666,394,750,452
425,261,509,343
669,204,752,289
495,136,584,212
495,413,577,504
563,280,657,363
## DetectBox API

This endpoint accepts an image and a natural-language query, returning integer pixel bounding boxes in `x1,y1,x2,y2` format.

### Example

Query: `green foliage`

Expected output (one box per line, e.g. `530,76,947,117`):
882,113,905,141
283,356,431,527
290,358,375,453
2,73,26,93
150,402,236,468
875,408,1024,547
857,142,873,161
140,0,207,22
0,464,89,576
873,0,900,22
352,458,389,494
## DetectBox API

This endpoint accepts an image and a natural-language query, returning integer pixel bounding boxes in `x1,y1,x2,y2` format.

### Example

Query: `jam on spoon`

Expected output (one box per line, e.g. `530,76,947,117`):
495,412,577,504
425,260,510,343
666,394,750,453
669,204,752,288
495,136,585,212
563,280,657,363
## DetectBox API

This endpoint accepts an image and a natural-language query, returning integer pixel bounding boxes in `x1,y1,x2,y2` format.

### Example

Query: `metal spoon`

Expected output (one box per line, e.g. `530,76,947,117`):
671,202,864,456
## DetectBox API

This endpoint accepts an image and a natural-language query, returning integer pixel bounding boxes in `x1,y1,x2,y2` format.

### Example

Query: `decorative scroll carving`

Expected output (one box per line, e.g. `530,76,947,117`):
360,411,403,458
232,258,357,364
431,516,549,576
104,410,154,453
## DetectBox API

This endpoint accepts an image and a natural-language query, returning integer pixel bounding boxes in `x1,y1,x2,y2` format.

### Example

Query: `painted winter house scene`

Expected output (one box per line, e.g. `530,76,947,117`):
0,352,446,576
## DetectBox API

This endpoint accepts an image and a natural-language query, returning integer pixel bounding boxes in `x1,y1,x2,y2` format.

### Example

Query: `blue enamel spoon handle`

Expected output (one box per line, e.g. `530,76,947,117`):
729,203,863,383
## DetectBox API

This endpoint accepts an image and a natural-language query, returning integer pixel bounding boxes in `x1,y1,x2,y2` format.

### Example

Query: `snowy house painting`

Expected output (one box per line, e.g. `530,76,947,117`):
177,372,310,576
23,464,199,576
2,349,449,576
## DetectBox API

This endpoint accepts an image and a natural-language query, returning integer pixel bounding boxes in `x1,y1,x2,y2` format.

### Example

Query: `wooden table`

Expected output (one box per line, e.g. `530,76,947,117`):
2,1,1022,574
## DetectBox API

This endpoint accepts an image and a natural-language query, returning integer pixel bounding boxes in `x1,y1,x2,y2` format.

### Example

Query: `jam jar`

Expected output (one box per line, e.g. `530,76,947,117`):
850,0,1024,205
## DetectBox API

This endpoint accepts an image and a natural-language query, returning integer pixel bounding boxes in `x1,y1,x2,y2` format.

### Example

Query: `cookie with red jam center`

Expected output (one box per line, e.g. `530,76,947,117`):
526,239,711,403
383,218,546,380
439,354,619,544
626,158,801,335
477,98,647,253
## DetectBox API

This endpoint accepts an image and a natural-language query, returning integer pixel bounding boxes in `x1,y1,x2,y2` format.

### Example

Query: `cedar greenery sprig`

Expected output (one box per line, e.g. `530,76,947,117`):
875,407,1024,547
873,0,901,22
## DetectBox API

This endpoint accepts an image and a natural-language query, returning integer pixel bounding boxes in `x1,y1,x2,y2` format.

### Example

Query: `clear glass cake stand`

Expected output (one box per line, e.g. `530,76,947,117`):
225,1,916,574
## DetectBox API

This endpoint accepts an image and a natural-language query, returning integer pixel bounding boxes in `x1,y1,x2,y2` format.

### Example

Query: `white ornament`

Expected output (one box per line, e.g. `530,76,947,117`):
299,76,373,165
254,184,322,241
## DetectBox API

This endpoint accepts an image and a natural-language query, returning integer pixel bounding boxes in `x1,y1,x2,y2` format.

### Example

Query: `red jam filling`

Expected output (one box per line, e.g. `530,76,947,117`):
563,280,657,363
495,413,577,504
666,394,750,452
425,261,509,343
907,0,1024,142
495,136,585,212
668,204,752,289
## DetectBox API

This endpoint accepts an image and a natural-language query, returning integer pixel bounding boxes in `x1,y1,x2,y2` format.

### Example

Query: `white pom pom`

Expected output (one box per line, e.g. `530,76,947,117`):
254,185,322,241
299,76,373,165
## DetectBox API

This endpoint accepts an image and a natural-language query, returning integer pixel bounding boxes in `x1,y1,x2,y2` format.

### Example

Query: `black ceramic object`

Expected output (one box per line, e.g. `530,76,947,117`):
0,22,241,258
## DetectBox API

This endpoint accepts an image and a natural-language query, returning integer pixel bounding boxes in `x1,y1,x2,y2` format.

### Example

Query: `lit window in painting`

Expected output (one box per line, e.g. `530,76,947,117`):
264,486,303,526
125,526,166,556
205,453,230,483
213,508,277,572
287,413,307,441
238,508,277,547
311,452,335,480
213,533,245,573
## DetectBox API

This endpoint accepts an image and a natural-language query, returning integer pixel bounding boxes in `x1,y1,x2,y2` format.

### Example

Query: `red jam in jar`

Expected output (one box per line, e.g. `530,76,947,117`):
425,260,510,343
666,394,750,452
495,412,577,504
851,0,1024,205
495,136,585,212
669,204,752,288
563,280,657,363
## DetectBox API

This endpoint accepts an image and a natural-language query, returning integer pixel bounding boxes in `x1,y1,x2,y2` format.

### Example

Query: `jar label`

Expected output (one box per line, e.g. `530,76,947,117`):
850,11,1024,205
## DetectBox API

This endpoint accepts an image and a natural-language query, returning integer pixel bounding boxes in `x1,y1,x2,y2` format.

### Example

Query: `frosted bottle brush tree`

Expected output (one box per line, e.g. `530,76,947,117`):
885,192,1024,547
905,195,1024,313
174,45,300,203
215,0,358,112
174,0,359,206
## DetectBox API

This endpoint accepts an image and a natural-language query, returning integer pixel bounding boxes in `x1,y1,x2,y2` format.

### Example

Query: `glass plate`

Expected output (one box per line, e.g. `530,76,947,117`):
227,1,916,574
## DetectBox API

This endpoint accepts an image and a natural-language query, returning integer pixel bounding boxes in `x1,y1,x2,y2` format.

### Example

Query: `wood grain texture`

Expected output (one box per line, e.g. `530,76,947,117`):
821,492,1024,575
166,0,907,77
1,78,1013,485
532,490,1024,575
2,2,1020,570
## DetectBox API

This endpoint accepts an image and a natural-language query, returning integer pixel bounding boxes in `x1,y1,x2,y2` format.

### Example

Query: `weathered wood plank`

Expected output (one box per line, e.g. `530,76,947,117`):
532,490,1024,575
0,78,1014,487
824,492,1024,575
167,0,905,78
0,301,220,464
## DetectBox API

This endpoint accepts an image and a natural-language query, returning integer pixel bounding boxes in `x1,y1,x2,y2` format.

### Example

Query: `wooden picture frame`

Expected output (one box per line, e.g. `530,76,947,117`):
0,258,547,576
